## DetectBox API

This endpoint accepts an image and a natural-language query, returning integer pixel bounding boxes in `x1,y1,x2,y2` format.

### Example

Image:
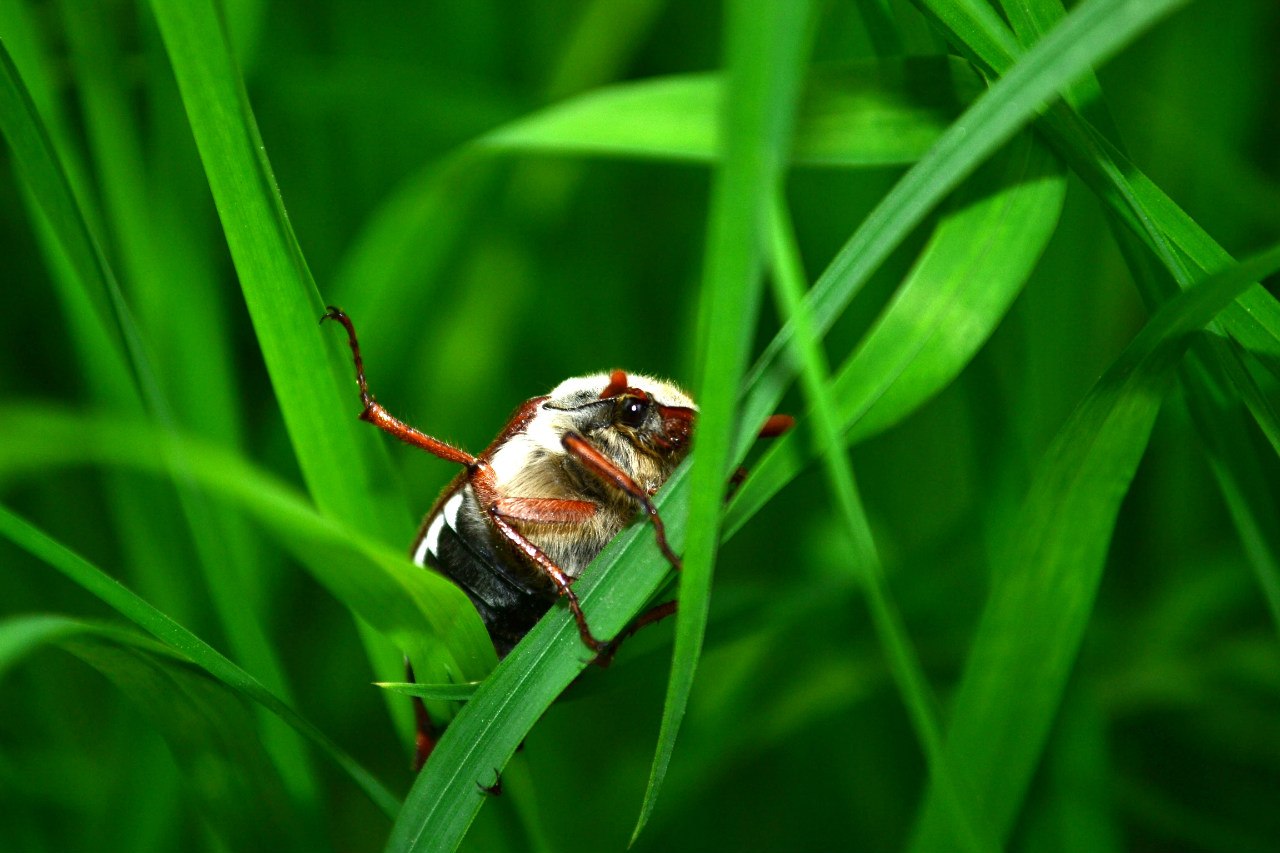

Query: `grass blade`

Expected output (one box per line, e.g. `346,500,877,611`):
0,615,310,851
482,58,981,168
638,0,814,841
0,404,495,687
0,507,402,820
734,0,1194,461
767,192,998,853
726,131,1065,537
907,245,1280,849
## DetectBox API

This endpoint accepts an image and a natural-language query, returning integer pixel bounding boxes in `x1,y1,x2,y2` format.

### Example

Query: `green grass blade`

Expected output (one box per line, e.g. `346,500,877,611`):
907,244,1280,849
144,0,409,542
0,37,133,402
991,0,1280,636
734,0,1192,461
386,467,692,853
376,682,480,702
0,614,311,851
726,132,1065,537
482,58,981,168
767,192,998,853
0,508,402,821
55,0,319,809
914,0,1280,388
0,404,495,686
638,0,814,842
145,0,434,740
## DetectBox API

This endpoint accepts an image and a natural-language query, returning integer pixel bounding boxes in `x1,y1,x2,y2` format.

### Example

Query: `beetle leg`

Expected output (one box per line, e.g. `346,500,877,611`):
493,497,598,524
726,414,796,499
404,660,437,771
476,769,503,797
561,431,682,571
322,306,476,466
591,600,677,668
470,464,607,652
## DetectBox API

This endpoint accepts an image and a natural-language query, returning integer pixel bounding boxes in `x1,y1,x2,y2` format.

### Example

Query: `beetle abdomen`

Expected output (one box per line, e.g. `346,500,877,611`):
413,487,556,657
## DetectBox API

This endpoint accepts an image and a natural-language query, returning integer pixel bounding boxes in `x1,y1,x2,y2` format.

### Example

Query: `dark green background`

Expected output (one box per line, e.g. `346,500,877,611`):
2,1,1278,851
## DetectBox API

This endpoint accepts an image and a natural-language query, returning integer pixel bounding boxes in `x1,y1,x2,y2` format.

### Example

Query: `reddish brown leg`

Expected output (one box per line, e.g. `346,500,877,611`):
470,464,608,653
476,769,503,797
322,306,476,466
592,600,677,668
405,661,437,771
561,431,682,570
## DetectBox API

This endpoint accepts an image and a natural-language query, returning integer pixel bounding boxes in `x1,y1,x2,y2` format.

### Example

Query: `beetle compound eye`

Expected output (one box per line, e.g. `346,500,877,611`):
618,397,649,428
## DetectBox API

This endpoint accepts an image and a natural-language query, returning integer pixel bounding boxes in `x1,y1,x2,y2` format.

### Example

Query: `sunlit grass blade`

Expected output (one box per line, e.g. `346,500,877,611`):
640,0,814,842
0,614,313,851
482,57,981,167
0,508,402,821
767,192,997,853
726,132,1065,537
144,0,409,541
907,245,1280,849
145,0,439,739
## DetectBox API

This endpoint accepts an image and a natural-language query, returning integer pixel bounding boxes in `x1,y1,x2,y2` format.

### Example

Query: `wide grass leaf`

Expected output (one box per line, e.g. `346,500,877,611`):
908,245,1280,849
482,58,981,167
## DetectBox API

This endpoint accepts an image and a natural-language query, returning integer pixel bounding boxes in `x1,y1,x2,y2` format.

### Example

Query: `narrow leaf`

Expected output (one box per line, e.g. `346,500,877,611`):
0,510,402,819
908,245,1280,849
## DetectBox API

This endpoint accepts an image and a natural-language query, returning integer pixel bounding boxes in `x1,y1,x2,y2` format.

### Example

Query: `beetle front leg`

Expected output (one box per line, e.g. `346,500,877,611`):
560,431,682,571
322,306,477,466
469,464,608,653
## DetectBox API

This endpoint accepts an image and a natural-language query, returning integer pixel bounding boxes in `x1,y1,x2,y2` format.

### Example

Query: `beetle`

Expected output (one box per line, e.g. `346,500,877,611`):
322,307,790,765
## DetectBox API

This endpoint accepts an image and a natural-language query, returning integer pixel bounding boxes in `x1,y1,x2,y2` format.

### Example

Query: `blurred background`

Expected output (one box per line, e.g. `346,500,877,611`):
2,1,1279,851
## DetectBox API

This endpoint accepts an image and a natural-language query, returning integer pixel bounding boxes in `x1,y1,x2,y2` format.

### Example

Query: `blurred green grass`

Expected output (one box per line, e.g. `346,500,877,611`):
2,1,1279,852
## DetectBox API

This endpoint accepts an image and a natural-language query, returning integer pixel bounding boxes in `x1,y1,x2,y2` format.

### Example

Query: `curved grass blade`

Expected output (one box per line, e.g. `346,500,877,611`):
482,57,981,167
913,0,1280,387
734,0,1193,461
907,245,1280,850
0,511,402,820
0,404,495,688
145,0,434,740
767,192,998,853
0,615,314,851
0,615,314,849
54,0,318,807
144,0,410,542
726,131,1065,537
